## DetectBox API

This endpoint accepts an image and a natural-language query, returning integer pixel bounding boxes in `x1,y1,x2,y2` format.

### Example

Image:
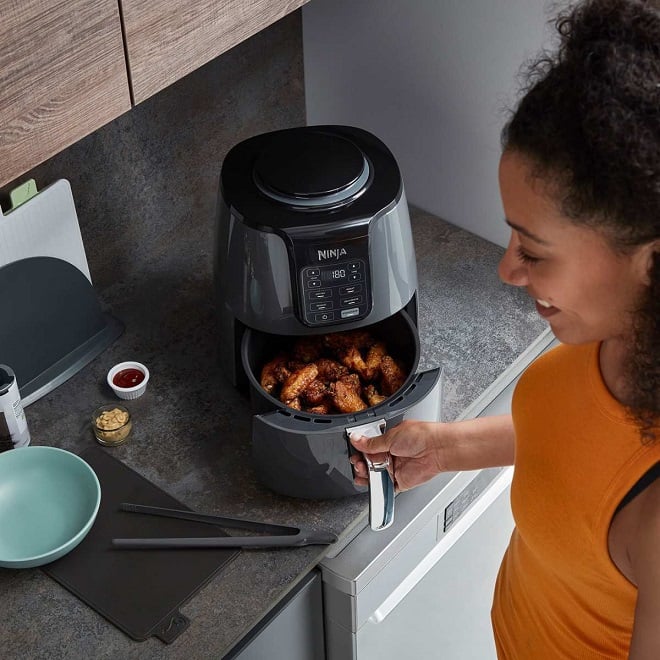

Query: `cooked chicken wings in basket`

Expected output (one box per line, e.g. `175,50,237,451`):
259,330,407,414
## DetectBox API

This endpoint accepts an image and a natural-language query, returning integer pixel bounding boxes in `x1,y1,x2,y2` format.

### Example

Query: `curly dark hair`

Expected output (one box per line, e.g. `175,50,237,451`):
501,0,660,441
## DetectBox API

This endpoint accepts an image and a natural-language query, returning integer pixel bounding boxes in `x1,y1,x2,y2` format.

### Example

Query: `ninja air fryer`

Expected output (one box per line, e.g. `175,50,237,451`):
214,126,442,531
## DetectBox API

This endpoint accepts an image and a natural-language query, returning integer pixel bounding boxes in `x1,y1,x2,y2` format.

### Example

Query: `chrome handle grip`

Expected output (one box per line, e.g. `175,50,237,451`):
365,454,395,531
346,420,395,531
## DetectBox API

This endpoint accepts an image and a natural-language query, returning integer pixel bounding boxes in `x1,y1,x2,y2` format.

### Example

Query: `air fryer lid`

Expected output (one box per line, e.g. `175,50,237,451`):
219,125,402,230
253,131,370,207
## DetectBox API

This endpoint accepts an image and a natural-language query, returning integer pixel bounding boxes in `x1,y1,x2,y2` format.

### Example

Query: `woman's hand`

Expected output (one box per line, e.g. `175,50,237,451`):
349,415,516,492
349,420,445,492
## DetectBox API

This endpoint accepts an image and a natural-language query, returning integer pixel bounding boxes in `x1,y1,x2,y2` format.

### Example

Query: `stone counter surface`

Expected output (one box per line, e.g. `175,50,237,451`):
0,209,546,659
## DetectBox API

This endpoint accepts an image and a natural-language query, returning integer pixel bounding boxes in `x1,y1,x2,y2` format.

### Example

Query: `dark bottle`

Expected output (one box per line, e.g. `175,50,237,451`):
0,365,31,452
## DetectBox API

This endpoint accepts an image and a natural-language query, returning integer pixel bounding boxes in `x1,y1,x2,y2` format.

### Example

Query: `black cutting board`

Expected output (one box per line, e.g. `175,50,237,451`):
42,446,239,643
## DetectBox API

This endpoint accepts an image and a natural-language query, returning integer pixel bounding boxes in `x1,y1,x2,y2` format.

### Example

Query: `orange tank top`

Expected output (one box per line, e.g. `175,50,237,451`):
491,342,660,659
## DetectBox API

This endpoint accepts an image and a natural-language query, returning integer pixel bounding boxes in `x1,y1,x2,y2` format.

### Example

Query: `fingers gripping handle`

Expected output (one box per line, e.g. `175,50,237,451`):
347,420,395,531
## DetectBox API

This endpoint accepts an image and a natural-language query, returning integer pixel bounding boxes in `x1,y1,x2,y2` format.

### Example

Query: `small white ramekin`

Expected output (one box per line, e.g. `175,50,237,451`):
107,361,150,400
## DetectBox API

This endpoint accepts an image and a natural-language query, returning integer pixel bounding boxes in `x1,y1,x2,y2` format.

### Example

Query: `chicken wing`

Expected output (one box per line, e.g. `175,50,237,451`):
260,353,290,394
364,384,387,407
339,372,362,392
363,341,387,381
315,358,348,383
302,379,327,406
380,355,406,395
329,374,367,413
339,345,370,381
280,363,319,402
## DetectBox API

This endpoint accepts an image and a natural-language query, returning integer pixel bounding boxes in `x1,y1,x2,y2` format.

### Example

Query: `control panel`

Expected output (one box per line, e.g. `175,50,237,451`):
299,259,371,326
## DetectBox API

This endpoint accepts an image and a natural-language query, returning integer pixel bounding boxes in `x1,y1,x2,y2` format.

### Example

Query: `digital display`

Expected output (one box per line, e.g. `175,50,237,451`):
323,268,347,283
307,261,363,286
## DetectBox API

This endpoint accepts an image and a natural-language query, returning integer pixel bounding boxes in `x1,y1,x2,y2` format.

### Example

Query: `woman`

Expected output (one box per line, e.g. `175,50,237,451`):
350,1,659,657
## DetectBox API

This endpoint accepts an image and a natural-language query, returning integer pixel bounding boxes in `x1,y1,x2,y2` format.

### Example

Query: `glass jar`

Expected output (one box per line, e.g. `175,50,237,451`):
92,404,132,446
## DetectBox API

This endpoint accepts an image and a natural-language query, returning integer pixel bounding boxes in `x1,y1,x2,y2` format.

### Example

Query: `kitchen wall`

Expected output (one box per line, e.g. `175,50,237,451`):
0,11,305,295
302,0,566,247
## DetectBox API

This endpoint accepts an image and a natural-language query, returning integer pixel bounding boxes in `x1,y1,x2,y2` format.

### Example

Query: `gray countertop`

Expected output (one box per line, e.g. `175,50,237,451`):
0,208,545,659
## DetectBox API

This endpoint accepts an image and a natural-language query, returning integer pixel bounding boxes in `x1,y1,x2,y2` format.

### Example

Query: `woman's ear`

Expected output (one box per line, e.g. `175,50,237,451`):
635,240,660,286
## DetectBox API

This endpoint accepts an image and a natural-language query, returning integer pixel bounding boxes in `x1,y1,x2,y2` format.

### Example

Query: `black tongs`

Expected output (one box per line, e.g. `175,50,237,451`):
111,503,338,550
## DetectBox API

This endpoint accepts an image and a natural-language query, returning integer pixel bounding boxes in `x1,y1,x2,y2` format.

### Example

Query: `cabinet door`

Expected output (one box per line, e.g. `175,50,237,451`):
121,0,310,104
0,0,131,187
226,570,325,660
356,479,514,660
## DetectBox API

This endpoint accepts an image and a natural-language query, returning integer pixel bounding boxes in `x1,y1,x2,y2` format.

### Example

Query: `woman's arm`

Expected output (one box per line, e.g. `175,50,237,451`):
350,414,515,492
628,480,660,660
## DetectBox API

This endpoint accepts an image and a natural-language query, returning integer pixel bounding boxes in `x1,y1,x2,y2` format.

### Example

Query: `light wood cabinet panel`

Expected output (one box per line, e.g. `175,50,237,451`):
121,0,310,104
0,0,131,187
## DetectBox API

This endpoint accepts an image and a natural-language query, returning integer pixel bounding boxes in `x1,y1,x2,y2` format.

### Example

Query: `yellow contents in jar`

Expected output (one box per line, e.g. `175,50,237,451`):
94,407,132,445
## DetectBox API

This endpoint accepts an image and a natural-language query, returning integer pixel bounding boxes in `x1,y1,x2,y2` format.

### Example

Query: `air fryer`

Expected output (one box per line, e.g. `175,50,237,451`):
214,126,443,530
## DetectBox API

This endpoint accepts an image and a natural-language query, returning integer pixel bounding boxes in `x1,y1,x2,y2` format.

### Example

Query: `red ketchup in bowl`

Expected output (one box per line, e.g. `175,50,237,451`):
112,368,145,389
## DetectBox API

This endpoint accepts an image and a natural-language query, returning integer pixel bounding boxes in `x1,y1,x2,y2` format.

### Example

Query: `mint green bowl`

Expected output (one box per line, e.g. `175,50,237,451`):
0,446,101,568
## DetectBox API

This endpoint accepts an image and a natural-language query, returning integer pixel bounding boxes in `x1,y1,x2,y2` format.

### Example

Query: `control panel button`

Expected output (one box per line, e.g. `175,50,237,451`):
341,308,360,319
348,272,362,282
307,279,321,288
314,312,335,323
309,289,332,300
305,268,320,278
341,296,362,307
310,302,333,312
339,284,362,296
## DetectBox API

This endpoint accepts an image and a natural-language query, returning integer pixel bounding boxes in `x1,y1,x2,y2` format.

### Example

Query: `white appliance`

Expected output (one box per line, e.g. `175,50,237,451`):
320,329,558,659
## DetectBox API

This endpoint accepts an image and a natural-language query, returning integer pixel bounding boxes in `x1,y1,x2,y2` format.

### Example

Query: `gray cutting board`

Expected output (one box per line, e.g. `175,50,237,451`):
43,447,239,644
0,178,91,282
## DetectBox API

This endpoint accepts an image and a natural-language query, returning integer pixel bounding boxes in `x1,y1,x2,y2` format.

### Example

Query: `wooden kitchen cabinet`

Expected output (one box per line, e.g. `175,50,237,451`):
120,0,311,104
1,0,308,186
0,0,131,187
